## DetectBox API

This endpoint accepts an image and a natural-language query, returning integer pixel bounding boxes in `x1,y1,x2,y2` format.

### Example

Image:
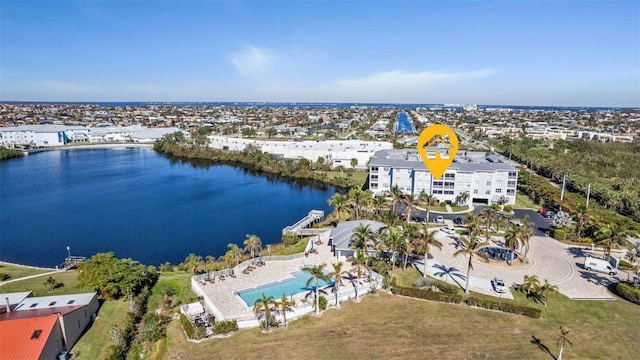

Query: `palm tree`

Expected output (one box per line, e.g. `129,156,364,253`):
380,210,399,229
243,234,262,261
556,326,573,360
205,255,216,271
481,207,498,242
348,249,369,300
390,185,403,213
455,191,470,206
184,253,203,275
596,222,628,259
381,228,403,278
44,276,59,292
277,293,295,327
302,263,330,315
575,204,589,242
504,225,521,266
351,223,376,256
403,194,420,223
413,223,443,278
328,192,349,222
401,223,420,271
539,279,559,306
328,261,349,308
518,215,535,264
454,234,489,294
372,195,390,219
520,274,540,296
418,189,438,224
227,243,243,266
465,212,482,237
347,188,372,220
253,293,277,331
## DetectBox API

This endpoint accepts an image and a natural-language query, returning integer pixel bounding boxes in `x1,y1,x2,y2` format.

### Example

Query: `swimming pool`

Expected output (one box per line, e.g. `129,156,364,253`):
236,271,333,307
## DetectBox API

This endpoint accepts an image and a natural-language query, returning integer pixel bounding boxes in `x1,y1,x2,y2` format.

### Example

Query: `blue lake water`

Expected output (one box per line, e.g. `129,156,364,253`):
395,112,413,133
236,270,333,307
0,147,336,268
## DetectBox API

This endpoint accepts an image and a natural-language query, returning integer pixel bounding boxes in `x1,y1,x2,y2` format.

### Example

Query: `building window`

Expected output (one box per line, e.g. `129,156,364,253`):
507,189,515,195
444,190,454,195
370,182,378,189
496,188,502,193
444,173,455,180
371,166,378,172
473,189,478,194
371,175,378,180
383,167,389,171
508,171,517,178
486,181,492,186
433,190,443,194
507,181,516,187
496,180,503,185
383,183,389,188
433,181,443,187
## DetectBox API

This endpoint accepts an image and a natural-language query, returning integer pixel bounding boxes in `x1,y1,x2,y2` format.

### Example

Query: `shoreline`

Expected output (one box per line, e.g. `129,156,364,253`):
43,143,154,151
0,260,58,271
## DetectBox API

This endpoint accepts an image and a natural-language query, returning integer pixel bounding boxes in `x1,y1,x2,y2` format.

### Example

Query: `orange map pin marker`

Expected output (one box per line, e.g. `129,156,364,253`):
417,124,459,180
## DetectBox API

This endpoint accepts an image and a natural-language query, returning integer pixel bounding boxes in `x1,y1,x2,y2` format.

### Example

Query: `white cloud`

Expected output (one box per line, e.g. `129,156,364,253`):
228,45,277,76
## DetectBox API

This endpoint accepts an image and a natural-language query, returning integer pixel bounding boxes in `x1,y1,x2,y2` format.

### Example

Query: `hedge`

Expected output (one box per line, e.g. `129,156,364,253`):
618,260,634,270
465,297,541,318
413,277,461,295
615,282,640,305
213,320,238,335
391,286,462,304
553,229,566,241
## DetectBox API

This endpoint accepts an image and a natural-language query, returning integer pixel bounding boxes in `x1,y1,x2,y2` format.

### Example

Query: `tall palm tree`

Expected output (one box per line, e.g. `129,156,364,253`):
328,261,349,308
596,222,628,259
403,194,420,223
520,274,540,296
380,210,399,229
481,207,498,242
348,249,369,301
372,195,390,219
302,263,330,315
390,185,403,213
401,223,420,271
466,212,482,237
454,234,489,294
184,253,203,276
413,223,443,278
504,225,521,266
418,189,438,224
277,293,295,327
347,188,370,220
351,223,376,256
243,234,262,261
205,255,216,271
518,215,535,264
456,191,470,206
575,204,589,242
253,293,277,331
227,243,243,266
539,279,559,306
556,326,573,360
328,192,349,222
381,228,404,278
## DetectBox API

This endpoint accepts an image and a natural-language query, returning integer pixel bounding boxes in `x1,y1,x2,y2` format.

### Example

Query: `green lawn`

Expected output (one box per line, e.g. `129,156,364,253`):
514,191,539,209
0,270,82,296
164,288,640,360
450,205,469,212
272,239,309,255
0,262,53,280
71,299,129,360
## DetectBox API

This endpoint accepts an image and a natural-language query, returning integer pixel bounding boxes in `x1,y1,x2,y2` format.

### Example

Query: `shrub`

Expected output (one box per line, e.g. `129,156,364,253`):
553,229,566,241
281,232,299,246
615,282,640,305
412,277,461,295
503,204,513,213
318,296,328,310
440,202,447,207
0,273,10,281
160,262,173,272
619,260,634,270
464,297,541,318
392,286,463,304
213,320,238,335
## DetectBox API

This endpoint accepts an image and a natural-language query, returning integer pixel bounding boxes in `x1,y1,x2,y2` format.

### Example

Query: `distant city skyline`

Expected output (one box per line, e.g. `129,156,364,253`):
1,1,638,107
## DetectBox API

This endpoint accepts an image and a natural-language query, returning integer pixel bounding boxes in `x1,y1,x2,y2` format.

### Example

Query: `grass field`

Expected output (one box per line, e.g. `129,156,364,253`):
0,270,82,296
0,262,53,280
515,191,539,209
71,299,129,360
162,264,639,360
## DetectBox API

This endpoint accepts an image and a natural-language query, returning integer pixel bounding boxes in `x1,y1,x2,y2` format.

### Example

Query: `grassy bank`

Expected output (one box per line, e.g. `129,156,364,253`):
0,262,53,280
72,299,129,359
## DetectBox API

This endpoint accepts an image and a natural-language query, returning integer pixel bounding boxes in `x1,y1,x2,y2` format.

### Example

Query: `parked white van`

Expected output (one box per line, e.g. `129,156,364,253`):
584,257,617,275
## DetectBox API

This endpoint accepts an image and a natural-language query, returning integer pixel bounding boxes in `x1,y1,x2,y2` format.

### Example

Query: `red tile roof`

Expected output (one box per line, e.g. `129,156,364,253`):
0,314,60,360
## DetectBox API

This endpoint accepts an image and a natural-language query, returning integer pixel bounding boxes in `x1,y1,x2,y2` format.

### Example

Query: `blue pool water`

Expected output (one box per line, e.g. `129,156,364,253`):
237,271,333,306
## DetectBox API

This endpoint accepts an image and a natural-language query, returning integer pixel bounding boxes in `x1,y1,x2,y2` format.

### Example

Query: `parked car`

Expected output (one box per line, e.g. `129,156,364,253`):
435,216,444,224
510,220,523,227
440,226,456,234
542,210,555,218
453,217,465,226
538,207,548,214
493,277,507,293
412,216,425,224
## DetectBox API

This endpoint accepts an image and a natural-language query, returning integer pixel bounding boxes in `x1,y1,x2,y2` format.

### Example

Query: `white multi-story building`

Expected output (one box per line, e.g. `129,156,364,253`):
207,136,393,169
368,149,519,205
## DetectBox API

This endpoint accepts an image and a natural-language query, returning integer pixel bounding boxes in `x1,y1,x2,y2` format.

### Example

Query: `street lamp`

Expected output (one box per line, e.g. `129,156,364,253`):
66,246,70,259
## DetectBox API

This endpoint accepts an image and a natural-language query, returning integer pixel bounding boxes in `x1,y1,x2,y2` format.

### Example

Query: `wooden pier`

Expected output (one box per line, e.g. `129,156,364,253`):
60,256,87,270
282,210,325,235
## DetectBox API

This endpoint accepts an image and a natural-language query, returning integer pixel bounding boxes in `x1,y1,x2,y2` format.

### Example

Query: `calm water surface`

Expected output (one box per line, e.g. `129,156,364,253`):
0,147,336,267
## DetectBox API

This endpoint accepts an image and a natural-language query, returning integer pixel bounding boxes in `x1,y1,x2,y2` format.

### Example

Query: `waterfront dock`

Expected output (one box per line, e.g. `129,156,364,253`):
282,210,325,235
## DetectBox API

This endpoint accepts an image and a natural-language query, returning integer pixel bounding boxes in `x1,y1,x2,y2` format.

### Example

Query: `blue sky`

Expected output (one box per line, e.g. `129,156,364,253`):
1,1,638,106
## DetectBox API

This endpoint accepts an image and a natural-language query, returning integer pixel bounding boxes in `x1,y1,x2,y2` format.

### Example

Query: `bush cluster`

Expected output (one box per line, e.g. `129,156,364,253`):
180,314,207,340
615,282,640,305
412,277,461,295
553,229,566,241
618,260,634,270
213,320,238,335
464,297,541,318
392,286,462,304
0,273,10,281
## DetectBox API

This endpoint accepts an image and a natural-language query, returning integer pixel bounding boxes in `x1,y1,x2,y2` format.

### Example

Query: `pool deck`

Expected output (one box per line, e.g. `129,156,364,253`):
197,240,341,321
